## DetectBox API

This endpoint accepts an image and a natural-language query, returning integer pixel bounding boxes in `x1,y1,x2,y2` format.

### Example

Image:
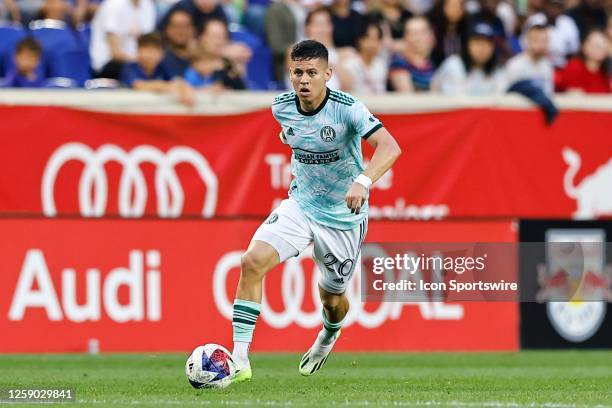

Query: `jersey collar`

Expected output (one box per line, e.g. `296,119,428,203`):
295,87,330,116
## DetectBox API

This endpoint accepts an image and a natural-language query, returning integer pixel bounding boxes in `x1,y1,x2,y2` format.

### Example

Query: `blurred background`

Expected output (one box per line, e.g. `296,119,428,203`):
0,0,610,355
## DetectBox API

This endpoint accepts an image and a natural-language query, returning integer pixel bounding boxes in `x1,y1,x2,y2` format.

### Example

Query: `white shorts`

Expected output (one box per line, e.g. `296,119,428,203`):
252,197,367,294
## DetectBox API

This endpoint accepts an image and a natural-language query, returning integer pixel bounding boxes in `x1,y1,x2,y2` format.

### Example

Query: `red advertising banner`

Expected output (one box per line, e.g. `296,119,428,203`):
0,106,610,220
0,218,518,352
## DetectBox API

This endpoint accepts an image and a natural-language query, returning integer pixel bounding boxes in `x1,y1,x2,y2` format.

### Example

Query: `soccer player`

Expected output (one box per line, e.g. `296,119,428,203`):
230,39,402,383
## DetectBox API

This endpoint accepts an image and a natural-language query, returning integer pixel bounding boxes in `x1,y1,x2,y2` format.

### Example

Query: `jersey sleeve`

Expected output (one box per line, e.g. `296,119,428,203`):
350,100,383,140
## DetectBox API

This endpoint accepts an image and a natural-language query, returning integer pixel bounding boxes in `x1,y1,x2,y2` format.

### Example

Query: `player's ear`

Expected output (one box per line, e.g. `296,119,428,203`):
324,66,332,81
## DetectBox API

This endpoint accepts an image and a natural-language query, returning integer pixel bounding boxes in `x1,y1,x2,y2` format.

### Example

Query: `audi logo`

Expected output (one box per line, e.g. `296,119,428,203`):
213,246,464,329
42,143,218,218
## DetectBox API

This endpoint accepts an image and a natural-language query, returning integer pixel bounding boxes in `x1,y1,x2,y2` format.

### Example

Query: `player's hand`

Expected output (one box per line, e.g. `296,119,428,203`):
345,182,367,214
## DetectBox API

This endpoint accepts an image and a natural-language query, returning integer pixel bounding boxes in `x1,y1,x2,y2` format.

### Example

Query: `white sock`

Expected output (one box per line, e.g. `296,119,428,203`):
232,341,250,368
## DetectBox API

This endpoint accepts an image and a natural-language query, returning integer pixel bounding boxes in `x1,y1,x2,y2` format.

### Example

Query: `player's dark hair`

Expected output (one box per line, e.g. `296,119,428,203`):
290,40,328,63
138,32,163,48
15,37,42,55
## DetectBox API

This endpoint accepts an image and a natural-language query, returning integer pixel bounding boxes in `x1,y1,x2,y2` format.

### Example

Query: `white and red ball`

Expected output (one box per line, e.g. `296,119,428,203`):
185,344,236,389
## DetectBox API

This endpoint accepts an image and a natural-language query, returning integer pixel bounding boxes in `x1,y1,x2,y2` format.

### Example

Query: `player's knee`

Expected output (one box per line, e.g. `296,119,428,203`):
240,251,269,281
321,297,342,313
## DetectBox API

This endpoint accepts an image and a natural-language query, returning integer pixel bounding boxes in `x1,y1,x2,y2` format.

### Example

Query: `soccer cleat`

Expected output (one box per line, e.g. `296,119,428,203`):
298,330,341,376
231,365,252,384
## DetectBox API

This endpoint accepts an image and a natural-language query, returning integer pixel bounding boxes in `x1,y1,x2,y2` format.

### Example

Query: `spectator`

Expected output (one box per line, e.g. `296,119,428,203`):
158,0,227,35
120,32,172,87
302,7,344,89
184,45,246,89
90,0,156,79
388,16,435,92
468,0,509,60
2,37,46,87
427,0,470,67
162,9,197,77
1,0,21,22
522,0,580,68
566,0,607,40
339,22,388,93
265,0,303,83
330,0,366,48
432,22,507,95
199,18,251,79
556,30,610,93
367,0,413,41
34,0,71,23
120,33,194,104
506,23,553,94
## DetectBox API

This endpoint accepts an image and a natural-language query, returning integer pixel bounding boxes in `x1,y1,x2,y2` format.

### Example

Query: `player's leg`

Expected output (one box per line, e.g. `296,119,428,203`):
231,240,279,383
231,199,313,383
298,286,349,376
299,219,367,376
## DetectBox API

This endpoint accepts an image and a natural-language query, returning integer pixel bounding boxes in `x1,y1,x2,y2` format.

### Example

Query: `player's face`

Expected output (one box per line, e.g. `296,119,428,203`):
289,58,331,104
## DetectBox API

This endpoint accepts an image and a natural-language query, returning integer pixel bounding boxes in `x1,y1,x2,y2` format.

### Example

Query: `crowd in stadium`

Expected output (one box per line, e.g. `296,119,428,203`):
0,0,610,97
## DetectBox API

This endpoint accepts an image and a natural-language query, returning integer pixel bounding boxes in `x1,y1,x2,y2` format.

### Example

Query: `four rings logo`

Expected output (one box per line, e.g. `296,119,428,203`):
42,143,218,218
213,247,464,329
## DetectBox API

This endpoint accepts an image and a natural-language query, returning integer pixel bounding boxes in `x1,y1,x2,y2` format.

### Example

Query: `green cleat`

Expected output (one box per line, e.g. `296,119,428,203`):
231,366,252,384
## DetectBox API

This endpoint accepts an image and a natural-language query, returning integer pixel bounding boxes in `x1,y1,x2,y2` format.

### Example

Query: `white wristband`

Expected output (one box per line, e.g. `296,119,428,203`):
354,174,372,189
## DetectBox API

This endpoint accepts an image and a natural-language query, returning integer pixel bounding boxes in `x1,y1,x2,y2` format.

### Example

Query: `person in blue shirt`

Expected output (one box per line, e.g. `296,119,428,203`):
157,0,227,35
120,32,195,105
161,9,197,78
184,45,246,90
3,37,46,88
120,32,173,88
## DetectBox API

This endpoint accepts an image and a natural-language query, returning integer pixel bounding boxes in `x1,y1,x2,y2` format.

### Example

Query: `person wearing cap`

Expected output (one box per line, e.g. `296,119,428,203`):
521,0,580,68
431,22,506,95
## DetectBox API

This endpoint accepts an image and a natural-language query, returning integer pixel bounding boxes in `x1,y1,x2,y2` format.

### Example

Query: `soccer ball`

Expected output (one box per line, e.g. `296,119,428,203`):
185,344,236,389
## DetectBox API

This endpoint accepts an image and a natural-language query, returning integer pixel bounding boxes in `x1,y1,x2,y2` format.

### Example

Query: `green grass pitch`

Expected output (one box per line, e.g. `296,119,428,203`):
0,352,611,407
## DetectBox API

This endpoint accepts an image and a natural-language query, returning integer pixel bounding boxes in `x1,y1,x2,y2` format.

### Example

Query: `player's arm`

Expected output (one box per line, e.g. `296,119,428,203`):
345,127,401,214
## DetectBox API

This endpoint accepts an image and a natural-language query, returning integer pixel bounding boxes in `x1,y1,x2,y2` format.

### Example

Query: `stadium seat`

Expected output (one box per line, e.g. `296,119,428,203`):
49,49,92,87
76,23,91,50
29,19,90,86
230,28,274,90
0,24,27,77
29,19,81,51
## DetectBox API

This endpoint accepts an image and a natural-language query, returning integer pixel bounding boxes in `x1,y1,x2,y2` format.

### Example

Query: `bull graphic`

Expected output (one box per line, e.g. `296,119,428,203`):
562,147,612,219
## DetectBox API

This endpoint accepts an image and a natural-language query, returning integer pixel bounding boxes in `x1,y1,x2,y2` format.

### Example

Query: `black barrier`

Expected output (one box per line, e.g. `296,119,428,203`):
520,220,612,348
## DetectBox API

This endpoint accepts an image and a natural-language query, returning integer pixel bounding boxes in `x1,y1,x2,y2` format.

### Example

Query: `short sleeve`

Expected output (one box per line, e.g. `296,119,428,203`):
350,100,383,140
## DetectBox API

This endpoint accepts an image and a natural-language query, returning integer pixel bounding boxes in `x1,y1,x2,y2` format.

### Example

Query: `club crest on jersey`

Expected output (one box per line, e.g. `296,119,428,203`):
320,126,336,142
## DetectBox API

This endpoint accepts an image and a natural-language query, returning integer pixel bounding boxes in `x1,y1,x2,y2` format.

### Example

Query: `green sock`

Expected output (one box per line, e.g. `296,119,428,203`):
232,299,261,364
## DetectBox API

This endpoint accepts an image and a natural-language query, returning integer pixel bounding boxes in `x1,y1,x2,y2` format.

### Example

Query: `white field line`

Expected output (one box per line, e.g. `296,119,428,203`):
75,399,612,408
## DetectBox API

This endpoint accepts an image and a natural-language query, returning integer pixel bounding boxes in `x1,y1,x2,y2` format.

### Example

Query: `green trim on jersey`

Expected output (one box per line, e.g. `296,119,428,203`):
273,91,296,105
